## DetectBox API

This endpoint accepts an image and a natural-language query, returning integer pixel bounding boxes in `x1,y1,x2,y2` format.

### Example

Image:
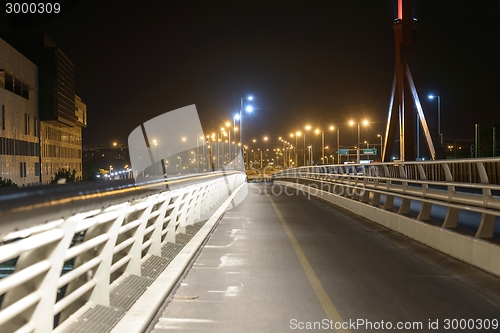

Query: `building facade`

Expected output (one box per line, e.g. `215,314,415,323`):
1,33,86,184
0,38,40,186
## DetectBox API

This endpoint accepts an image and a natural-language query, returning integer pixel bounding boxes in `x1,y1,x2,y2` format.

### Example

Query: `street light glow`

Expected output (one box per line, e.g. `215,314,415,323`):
349,120,354,126
429,95,435,99
246,106,253,112
248,96,253,100
363,120,369,126
305,125,311,130
234,114,240,120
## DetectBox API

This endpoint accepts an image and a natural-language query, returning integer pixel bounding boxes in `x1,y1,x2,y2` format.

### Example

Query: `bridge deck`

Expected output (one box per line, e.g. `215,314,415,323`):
148,183,500,332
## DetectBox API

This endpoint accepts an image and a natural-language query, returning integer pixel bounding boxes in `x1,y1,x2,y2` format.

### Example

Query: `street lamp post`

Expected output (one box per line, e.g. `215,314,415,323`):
240,96,253,144
315,129,325,164
303,134,306,166
337,128,340,165
305,125,312,165
349,120,369,164
356,124,360,163
429,95,441,145
291,132,300,167
377,134,383,161
239,96,253,153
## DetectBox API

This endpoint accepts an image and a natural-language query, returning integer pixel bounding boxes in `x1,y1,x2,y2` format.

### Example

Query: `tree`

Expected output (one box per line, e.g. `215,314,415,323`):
0,177,18,188
51,168,81,184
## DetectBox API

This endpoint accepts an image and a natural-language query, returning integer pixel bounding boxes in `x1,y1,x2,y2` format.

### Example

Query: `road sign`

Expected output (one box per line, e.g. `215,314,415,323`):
338,149,349,155
363,148,377,155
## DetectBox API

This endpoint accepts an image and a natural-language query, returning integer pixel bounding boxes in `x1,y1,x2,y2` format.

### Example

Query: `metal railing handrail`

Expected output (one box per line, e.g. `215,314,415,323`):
0,171,241,240
0,171,246,333
273,159,500,239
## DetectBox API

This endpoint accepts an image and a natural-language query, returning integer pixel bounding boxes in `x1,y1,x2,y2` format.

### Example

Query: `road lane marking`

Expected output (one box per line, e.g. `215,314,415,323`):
267,193,351,333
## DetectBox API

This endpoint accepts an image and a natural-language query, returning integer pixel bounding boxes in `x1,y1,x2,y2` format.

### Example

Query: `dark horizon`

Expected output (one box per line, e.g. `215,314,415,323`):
2,0,499,154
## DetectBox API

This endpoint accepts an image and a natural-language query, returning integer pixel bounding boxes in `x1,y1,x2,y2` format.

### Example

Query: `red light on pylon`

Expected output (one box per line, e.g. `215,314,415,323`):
398,0,403,19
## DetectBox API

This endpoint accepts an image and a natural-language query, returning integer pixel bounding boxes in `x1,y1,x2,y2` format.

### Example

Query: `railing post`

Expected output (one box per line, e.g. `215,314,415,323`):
148,193,172,257
397,164,411,214
2,224,69,333
382,165,394,210
123,197,157,276
442,163,459,228
475,162,495,238
85,204,129,307
165,189,184,244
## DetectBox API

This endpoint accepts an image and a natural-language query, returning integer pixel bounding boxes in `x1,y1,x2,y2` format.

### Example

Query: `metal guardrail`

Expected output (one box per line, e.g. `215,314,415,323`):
272,158,500,239
0,171,246,333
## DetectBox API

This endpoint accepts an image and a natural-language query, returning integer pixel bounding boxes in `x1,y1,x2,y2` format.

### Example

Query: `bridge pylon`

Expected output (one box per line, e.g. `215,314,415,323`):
382,0,443,161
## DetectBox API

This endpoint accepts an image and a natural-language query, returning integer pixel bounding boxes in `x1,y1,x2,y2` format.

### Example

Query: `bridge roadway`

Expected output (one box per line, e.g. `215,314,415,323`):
146,183,500,333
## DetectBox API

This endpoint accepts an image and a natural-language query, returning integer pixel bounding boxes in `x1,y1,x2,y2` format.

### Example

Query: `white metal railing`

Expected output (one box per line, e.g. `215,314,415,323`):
273,158,500,239
0,171,246,333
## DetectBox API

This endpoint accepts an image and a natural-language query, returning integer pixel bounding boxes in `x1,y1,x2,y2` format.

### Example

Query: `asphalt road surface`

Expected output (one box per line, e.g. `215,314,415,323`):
149,183,500,332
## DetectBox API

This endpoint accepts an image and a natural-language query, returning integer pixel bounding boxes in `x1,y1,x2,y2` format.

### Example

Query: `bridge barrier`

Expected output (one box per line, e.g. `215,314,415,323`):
0,171,246,333
272,158,500,277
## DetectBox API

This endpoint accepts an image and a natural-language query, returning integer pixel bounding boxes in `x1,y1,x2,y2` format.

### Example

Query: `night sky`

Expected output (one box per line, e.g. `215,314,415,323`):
2,0,500,152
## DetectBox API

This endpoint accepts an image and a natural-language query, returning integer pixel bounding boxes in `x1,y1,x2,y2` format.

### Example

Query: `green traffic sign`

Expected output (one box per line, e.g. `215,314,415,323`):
363,148,377,155
339,149,349,155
